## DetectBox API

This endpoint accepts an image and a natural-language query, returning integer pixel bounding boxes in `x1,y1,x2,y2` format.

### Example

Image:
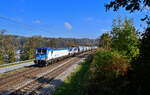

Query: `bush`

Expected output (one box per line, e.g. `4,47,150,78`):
92,50,129,80
55,50,130,95
81,50,130,95
126,27,150,95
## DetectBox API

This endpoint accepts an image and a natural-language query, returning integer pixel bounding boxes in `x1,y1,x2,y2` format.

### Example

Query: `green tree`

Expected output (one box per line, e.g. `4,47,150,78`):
106,0,150,94
0,30,16,63
7,50,15,63
111,17,139,58
20,50,28,61
0,29,7,64
20,36,45,60
0,52,3,64
5,35,16,63
99,33,112,49
105,0,150,14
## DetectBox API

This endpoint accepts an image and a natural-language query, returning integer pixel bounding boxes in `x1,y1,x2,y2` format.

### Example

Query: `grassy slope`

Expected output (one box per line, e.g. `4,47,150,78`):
54,55,93,95
54,50,130,95
0,60,33,68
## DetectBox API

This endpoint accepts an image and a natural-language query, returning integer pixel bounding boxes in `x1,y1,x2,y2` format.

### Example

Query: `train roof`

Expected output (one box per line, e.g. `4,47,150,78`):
36,47,68,51
37,47,53,50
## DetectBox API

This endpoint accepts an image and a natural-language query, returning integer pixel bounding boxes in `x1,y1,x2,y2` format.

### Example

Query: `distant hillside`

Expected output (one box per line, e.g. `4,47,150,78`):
0,34,99,63
8,35,99,49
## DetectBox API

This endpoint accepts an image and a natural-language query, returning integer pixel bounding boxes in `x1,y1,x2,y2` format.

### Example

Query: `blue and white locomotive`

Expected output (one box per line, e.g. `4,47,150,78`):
34,47,69,66
34,46,98,66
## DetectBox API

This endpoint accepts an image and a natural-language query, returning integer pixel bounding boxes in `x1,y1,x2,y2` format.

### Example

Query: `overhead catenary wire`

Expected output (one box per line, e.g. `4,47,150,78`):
0,15,58,35
0,15,97,38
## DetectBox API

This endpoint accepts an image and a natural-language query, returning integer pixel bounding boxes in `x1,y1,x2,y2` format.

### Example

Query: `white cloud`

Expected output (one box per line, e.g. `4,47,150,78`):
64,22,72,30
33,20,41,24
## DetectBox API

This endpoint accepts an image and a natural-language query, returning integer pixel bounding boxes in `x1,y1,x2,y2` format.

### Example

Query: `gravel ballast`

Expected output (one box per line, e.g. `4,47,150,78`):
37,58,86,95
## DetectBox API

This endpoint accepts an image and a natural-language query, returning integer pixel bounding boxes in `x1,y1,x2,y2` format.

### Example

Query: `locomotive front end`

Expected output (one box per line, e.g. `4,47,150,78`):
34,48,48,66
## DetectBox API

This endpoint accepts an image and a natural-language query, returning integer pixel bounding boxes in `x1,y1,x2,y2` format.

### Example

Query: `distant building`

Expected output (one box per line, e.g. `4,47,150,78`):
15,49,21,61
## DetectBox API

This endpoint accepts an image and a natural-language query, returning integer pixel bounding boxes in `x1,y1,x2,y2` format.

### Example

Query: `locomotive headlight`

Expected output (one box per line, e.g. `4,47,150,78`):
36,57,40,60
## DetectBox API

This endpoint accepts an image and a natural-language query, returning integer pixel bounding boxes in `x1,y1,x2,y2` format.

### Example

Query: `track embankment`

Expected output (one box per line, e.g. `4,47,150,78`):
0,51,95,95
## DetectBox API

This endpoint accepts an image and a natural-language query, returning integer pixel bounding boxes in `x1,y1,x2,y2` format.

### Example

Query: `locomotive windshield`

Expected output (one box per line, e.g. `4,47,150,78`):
74,48,78,50
37,48,47,55
68,48,72,51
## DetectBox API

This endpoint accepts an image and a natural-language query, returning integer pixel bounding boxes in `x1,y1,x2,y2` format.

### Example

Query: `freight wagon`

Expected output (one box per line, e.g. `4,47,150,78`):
34,46,98,66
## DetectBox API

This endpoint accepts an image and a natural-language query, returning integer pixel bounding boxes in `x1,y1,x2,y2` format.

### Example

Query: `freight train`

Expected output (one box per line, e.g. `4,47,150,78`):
34,46,97,66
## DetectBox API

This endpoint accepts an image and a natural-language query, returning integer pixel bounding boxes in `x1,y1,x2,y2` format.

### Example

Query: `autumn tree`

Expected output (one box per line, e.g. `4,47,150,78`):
50,38,58,48
7,50,15,63
106,0,150,94
20,36,44,60
99,33,112,49
0,30,16,63
111,17,139,58
0,29,6,64
67,41,77,47
3,35,16,63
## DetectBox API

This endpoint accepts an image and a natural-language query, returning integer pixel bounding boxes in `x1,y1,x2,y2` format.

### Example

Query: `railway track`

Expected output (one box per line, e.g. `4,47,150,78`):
0,58,73,94
10,57,80,95
0,51,94,95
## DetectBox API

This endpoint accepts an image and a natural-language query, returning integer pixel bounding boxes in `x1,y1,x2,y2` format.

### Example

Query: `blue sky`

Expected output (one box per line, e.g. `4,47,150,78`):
0,0,148,39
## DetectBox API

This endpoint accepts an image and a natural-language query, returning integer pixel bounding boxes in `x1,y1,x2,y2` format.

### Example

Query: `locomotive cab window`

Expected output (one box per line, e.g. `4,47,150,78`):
37,48,47,55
